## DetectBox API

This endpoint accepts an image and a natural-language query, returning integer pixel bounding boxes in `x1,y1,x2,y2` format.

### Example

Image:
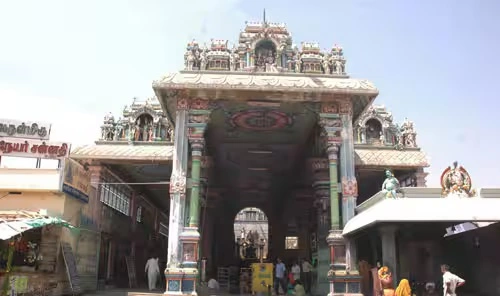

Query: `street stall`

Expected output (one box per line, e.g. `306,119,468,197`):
0,210,78,296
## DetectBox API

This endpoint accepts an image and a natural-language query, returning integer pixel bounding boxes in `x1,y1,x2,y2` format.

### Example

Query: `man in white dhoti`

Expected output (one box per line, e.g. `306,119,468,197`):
145,256,160,291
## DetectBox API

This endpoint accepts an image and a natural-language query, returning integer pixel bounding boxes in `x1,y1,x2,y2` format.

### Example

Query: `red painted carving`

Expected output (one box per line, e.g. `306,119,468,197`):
230,110,293,131
321,102,339,113
339,101,352,115
177,98,190,110
342,177,358,197
190,98,210,110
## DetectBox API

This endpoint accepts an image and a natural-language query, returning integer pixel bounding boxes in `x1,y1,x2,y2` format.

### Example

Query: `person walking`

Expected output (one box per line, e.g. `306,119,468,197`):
301,259,313,293
291,262,301,282
441,264,465,296
275,258,287,295
145,256,160,291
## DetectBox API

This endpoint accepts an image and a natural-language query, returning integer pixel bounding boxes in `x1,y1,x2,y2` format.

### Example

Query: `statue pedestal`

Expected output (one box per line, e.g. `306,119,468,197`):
326,230,362,296
164,228,200,296
328,271,363,296
164,267,198,296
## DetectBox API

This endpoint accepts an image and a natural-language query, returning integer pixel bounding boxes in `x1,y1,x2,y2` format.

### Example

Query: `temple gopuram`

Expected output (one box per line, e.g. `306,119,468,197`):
69,16,500,296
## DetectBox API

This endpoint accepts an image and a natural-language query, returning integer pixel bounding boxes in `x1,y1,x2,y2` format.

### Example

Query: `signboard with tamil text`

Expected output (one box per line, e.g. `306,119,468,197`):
63,158,90,203
0,137,70,159
0,118,52,140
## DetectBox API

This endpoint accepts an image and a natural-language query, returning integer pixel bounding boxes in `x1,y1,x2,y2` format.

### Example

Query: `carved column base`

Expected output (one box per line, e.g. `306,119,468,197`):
164,267,198,296
326,230,362,295
164,227,201,295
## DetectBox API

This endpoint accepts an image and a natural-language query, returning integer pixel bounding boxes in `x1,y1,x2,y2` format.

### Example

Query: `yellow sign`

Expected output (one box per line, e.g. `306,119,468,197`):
251,263,273,293
10,276,29,294
63,159,90,203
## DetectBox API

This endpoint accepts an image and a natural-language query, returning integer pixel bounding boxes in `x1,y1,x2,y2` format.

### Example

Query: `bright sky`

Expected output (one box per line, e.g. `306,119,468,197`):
0,0,498,187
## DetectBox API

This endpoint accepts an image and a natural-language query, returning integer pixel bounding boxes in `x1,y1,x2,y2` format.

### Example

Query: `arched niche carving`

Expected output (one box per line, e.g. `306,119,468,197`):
233,207,269,261
253,38,278,72
133,112,155,141
132,106,159,123
364,118,383,144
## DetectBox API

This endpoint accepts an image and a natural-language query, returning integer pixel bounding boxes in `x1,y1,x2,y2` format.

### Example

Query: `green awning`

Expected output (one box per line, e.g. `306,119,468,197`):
0,216,77,240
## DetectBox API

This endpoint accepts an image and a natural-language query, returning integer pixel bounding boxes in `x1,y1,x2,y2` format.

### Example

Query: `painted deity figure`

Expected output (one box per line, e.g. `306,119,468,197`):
294,55,302,73
334,60,343,74
148,126,154,141
382,169,400,198
229,51,238,71
167,126,174,141
200,50,207,70
379,131,385,145
185,50,195,71
443,161,472,196
322,55,330,74
113,119,123,141
265,51,277,72
134,124,141,141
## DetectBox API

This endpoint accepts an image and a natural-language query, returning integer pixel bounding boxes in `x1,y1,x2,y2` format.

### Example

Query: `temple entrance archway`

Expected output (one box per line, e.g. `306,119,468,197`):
234,207,269,262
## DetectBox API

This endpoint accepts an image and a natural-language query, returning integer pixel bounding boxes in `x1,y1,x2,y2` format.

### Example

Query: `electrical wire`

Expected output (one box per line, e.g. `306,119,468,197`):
91,181,170,185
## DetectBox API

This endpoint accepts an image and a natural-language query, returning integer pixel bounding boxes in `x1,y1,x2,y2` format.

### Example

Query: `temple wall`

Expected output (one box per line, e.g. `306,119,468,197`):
443,223,500,295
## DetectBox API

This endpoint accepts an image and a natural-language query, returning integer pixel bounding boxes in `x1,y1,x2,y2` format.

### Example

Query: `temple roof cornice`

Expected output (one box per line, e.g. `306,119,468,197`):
153,72,378,95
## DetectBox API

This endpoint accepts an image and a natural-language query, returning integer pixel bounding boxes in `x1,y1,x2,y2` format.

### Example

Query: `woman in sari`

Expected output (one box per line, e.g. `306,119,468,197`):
395,279,412,296
378,266,396,296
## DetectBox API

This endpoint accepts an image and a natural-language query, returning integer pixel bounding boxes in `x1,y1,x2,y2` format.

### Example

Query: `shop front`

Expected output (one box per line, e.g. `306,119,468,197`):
0,119,97,295
0,210,76,296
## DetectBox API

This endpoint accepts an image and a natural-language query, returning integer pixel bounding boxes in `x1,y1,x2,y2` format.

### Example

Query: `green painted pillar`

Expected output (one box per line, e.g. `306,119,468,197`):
327,144,340,230
189,142,203,227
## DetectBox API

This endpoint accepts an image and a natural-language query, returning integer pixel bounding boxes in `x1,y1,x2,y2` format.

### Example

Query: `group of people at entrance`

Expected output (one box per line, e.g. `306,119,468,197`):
274,258,313,296
374,264,465,296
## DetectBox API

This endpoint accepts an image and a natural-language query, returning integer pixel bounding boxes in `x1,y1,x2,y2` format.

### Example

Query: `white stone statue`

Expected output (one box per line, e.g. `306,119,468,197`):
265,51,277,72
185,51,195,71
200,51,207,70
229,52,238,71
294,55,301,73
322,55,330,74
335,60,343,74
379,131,385,144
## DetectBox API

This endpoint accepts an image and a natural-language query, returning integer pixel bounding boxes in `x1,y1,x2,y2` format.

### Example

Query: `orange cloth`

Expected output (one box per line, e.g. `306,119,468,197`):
395,279,411,296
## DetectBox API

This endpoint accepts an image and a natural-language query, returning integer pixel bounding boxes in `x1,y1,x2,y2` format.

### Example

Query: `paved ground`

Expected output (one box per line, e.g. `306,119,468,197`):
84,289,156,296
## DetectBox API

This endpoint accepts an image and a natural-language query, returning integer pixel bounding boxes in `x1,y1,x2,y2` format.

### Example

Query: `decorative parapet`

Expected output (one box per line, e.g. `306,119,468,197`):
182,18,347,75
354,104,418,149
99,97,174,143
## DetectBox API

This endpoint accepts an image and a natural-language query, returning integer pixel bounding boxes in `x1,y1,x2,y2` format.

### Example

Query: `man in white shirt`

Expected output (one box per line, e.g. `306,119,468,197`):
145,256,160,291
301,259,313,293
441,264,465,296
207,277,219,296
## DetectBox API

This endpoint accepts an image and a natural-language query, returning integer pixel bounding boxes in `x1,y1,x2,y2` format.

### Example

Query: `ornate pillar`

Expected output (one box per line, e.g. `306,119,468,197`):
178,99,211,295
165,95,190,295
308,158,330,295
319,101,362,295
339,101,359,272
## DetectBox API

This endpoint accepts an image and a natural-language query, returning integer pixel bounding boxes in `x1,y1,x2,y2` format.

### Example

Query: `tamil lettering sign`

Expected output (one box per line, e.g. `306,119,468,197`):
0,118,52,140
0,137,70,159
63,158,90,203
